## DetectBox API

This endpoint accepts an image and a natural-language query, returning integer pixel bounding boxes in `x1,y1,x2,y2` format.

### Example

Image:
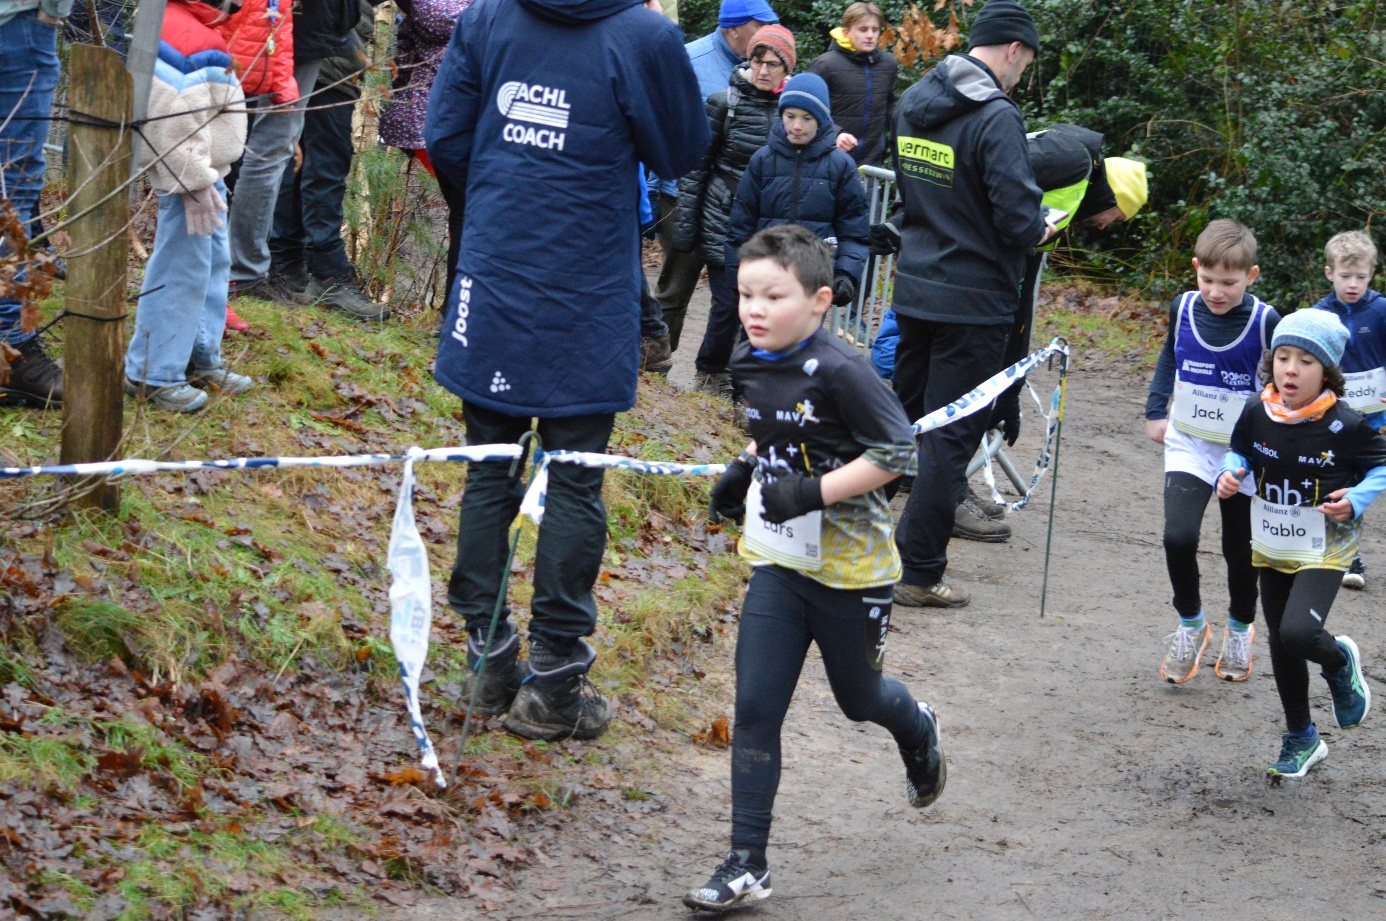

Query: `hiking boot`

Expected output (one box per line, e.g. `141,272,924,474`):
898,475,914,494
459,623,525,717
261,264,316,306
225,305,250,332
1342,557,1366,590
1160,620,1211,684
693,369,733,400
952,496,1012,542
1214,624,1256,682
502,639,612,741
1322,636,1370,729
311,269,390,321
900,702,947,808
966,484,1006,520
640,333,673,373
683,850,771,913
123,376,208,413
187,365,255,396
0,336,63,408
1267,727,1328,779
893,579,970,609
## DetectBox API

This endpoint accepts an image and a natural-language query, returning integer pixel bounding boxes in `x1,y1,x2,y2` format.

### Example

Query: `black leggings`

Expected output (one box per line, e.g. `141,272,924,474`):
731,566,927,856
1163,472,1258,623
1260,567,1349,733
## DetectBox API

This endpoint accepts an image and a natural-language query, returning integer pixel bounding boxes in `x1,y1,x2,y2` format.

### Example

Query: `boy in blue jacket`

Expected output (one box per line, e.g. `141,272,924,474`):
725,72,870,317
1309,230,1386,589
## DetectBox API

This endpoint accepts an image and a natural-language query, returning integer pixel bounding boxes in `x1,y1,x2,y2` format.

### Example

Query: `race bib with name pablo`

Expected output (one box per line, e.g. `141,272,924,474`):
742,480,824,571
1343,368,1386,414
1170,380,1244,443
1252,497,1326,565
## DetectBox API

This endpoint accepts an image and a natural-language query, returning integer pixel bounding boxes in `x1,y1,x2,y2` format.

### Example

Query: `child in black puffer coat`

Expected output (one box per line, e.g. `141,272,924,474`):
693,72,869,398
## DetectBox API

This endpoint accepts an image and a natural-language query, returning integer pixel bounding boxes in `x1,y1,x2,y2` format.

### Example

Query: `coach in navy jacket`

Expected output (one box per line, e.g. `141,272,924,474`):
422,0,708,741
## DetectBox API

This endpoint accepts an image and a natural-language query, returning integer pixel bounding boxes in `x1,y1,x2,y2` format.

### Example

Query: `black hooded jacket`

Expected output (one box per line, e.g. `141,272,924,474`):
889,54,1045,325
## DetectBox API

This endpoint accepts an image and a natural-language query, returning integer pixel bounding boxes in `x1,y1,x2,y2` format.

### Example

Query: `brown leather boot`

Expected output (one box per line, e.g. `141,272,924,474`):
0,336,63,408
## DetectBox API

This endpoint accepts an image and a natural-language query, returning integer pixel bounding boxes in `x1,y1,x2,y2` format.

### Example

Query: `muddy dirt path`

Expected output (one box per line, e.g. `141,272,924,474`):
390,353,1386,920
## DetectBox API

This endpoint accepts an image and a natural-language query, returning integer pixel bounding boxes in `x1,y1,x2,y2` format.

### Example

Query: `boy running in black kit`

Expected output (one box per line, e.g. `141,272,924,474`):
685,225,945,913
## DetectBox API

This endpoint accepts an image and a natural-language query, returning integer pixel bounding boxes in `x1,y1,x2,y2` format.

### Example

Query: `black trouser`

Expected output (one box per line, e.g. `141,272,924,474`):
435,167,465,311
653,192,702,351
731,566,927,856
446,404,615,655
1162,472,1258,623
893,317,1011,586
268,85,357,279
640,271,668,340
694,264,742,374
1260,567,1349,732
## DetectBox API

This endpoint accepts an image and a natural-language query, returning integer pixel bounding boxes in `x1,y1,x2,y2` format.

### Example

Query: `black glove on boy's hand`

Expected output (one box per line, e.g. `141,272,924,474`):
831,274,856,306
760,473,826,525
709,453,755,524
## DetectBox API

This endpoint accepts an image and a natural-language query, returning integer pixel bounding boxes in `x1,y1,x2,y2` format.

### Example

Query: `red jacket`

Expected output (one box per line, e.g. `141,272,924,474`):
219,0,297,104
161,0,232,57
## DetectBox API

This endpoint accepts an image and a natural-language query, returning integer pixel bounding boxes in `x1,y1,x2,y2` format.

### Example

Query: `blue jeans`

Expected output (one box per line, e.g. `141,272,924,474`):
125,182,231,387
0,11,61,346
226,58,322,285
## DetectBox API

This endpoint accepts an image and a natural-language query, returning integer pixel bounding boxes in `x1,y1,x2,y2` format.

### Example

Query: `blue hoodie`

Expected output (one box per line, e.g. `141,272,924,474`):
1309,288,1386,424
424,0,709,417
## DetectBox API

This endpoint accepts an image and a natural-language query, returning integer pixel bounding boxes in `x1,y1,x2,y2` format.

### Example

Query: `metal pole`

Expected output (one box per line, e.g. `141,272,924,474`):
124,0,169,177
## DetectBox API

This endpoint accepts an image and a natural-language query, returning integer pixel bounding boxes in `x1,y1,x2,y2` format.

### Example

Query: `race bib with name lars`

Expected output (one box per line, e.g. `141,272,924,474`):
742,480,824,571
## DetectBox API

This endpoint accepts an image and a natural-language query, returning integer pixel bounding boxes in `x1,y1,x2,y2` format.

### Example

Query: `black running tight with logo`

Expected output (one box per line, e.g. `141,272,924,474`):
730,566,928,858
1163,472,1257,623
1260,567,1349,733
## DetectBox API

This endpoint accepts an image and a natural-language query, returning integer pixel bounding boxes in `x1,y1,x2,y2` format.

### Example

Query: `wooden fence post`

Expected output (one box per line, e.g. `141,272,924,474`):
59,44,132,512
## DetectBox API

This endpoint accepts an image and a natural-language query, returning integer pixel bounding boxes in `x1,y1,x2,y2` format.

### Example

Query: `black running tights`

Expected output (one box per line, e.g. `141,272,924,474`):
1163,472,1258,623
730,566,927,857
1260,567,1348,733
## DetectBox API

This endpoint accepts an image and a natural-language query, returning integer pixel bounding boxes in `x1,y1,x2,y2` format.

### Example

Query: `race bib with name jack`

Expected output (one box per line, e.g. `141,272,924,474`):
1170,380,1246,443
1343,368,1386,414
1252,497,1326,565
742,480,823,571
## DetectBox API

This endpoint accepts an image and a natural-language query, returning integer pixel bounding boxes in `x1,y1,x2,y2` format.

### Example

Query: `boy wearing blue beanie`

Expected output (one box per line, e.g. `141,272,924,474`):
724,72,870,313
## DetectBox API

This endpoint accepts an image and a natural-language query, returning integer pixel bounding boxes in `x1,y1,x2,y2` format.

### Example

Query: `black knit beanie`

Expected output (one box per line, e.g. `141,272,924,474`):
968,0,1039,52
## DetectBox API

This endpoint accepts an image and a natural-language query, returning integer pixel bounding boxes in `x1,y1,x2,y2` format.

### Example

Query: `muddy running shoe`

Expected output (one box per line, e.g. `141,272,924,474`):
893,579,970,609
693,370,733,400
503,639,612,741
1160,620,1210,684
683,850,771,912
1214,623,1256,682
460,623,525,717
1342,557,1366,590
1267,727,1328,779
1322,636,1370,729
188,366,255,395
952,496,1012,542
640,333,673,373
966,484,1006,521
900,702,947,808
0,336,63,408
123,376,208,413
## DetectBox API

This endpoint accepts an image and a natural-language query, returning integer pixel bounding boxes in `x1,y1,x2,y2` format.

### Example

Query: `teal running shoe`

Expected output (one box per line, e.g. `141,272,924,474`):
1267,727,1328,779
1322,636,1371,729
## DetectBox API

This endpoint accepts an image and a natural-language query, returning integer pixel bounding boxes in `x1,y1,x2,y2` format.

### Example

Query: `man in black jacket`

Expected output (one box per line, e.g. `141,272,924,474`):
882,0,1054,609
